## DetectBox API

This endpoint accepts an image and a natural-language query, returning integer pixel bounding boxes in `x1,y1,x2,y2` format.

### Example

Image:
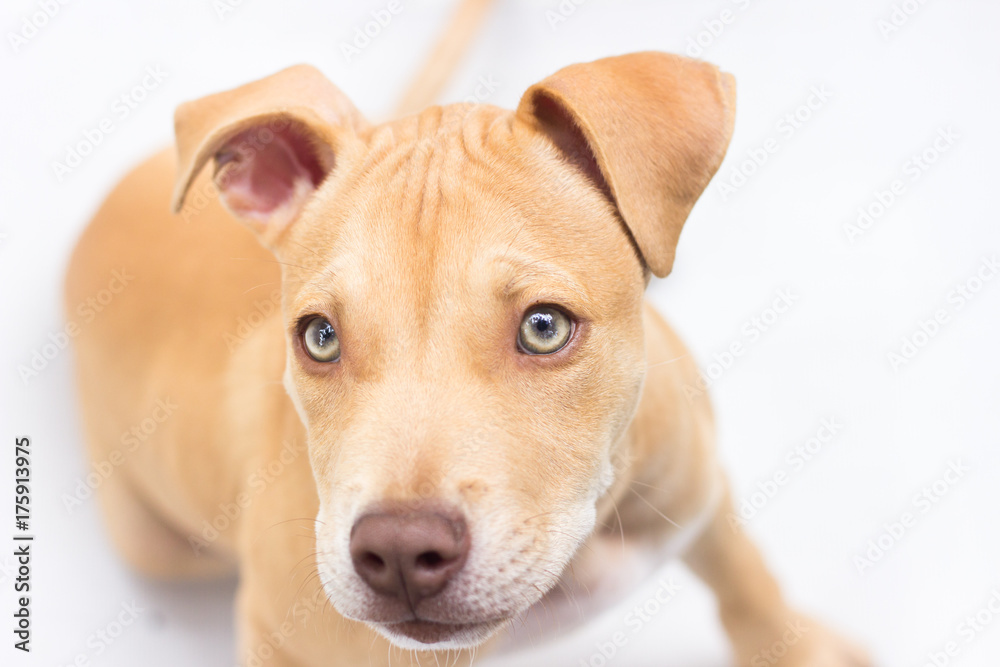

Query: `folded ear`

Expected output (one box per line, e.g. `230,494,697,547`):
516,52,736,277
172,65,368,246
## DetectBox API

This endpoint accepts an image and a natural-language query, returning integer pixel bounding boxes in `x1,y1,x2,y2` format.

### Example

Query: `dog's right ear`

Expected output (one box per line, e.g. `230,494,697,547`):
171,65,368,247
515,52,735,278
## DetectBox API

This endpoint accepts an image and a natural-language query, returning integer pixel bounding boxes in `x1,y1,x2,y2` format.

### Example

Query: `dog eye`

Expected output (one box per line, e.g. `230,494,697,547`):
302,317,341,363
518,306,572,355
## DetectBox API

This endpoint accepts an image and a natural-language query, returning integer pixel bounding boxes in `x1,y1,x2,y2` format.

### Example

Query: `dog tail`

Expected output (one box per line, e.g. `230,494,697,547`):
393,0,496,118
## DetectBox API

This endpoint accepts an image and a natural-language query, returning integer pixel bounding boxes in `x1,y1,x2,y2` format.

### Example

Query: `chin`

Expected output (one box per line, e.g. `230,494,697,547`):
371,617,508,650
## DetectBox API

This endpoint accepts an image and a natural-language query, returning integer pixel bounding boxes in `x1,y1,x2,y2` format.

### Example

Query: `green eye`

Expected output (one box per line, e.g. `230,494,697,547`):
518,306,572,355
302,317,340,362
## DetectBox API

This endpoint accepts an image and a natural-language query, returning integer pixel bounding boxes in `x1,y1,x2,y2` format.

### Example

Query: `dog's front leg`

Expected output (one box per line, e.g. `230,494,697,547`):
683,486,870,667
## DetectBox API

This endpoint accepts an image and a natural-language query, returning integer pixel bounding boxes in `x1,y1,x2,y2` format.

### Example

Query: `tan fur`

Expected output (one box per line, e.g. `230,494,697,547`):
66,52,868,666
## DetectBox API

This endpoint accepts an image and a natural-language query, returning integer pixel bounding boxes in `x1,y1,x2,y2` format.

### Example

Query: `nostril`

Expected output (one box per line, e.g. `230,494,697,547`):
360,551,386,572
415,550,445,569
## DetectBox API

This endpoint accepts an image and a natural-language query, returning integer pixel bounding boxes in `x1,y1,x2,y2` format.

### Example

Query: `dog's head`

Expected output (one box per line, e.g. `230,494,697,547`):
172,52,734,649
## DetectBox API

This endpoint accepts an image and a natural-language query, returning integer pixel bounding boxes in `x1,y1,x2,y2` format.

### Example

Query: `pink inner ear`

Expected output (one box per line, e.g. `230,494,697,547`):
214,125,326,221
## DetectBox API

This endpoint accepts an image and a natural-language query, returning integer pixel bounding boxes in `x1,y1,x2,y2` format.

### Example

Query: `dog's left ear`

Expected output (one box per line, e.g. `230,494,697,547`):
171,65,368,247
516,52,736,277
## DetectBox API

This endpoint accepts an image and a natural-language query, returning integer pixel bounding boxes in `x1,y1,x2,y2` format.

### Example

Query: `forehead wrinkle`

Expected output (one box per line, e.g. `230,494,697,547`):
334,116,462,355
402,135,452,341
495,255,591,307
353,124,407,186
455,104,509,171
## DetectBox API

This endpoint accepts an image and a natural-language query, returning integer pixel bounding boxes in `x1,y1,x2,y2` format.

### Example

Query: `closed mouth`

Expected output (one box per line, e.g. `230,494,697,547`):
381,617,507,646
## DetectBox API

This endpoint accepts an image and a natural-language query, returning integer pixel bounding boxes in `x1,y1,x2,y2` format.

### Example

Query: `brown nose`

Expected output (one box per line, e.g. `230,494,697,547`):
349,507,469,608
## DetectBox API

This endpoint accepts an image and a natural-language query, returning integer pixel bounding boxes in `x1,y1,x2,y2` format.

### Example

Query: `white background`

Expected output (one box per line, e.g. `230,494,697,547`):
1,0,999,665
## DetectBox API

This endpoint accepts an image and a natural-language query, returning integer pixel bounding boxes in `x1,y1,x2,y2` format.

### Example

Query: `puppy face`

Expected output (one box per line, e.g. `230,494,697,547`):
280,105,647,647
172,53,734,649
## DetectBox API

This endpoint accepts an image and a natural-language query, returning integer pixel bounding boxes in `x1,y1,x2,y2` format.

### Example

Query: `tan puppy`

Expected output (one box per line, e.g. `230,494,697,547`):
66,52,869,666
